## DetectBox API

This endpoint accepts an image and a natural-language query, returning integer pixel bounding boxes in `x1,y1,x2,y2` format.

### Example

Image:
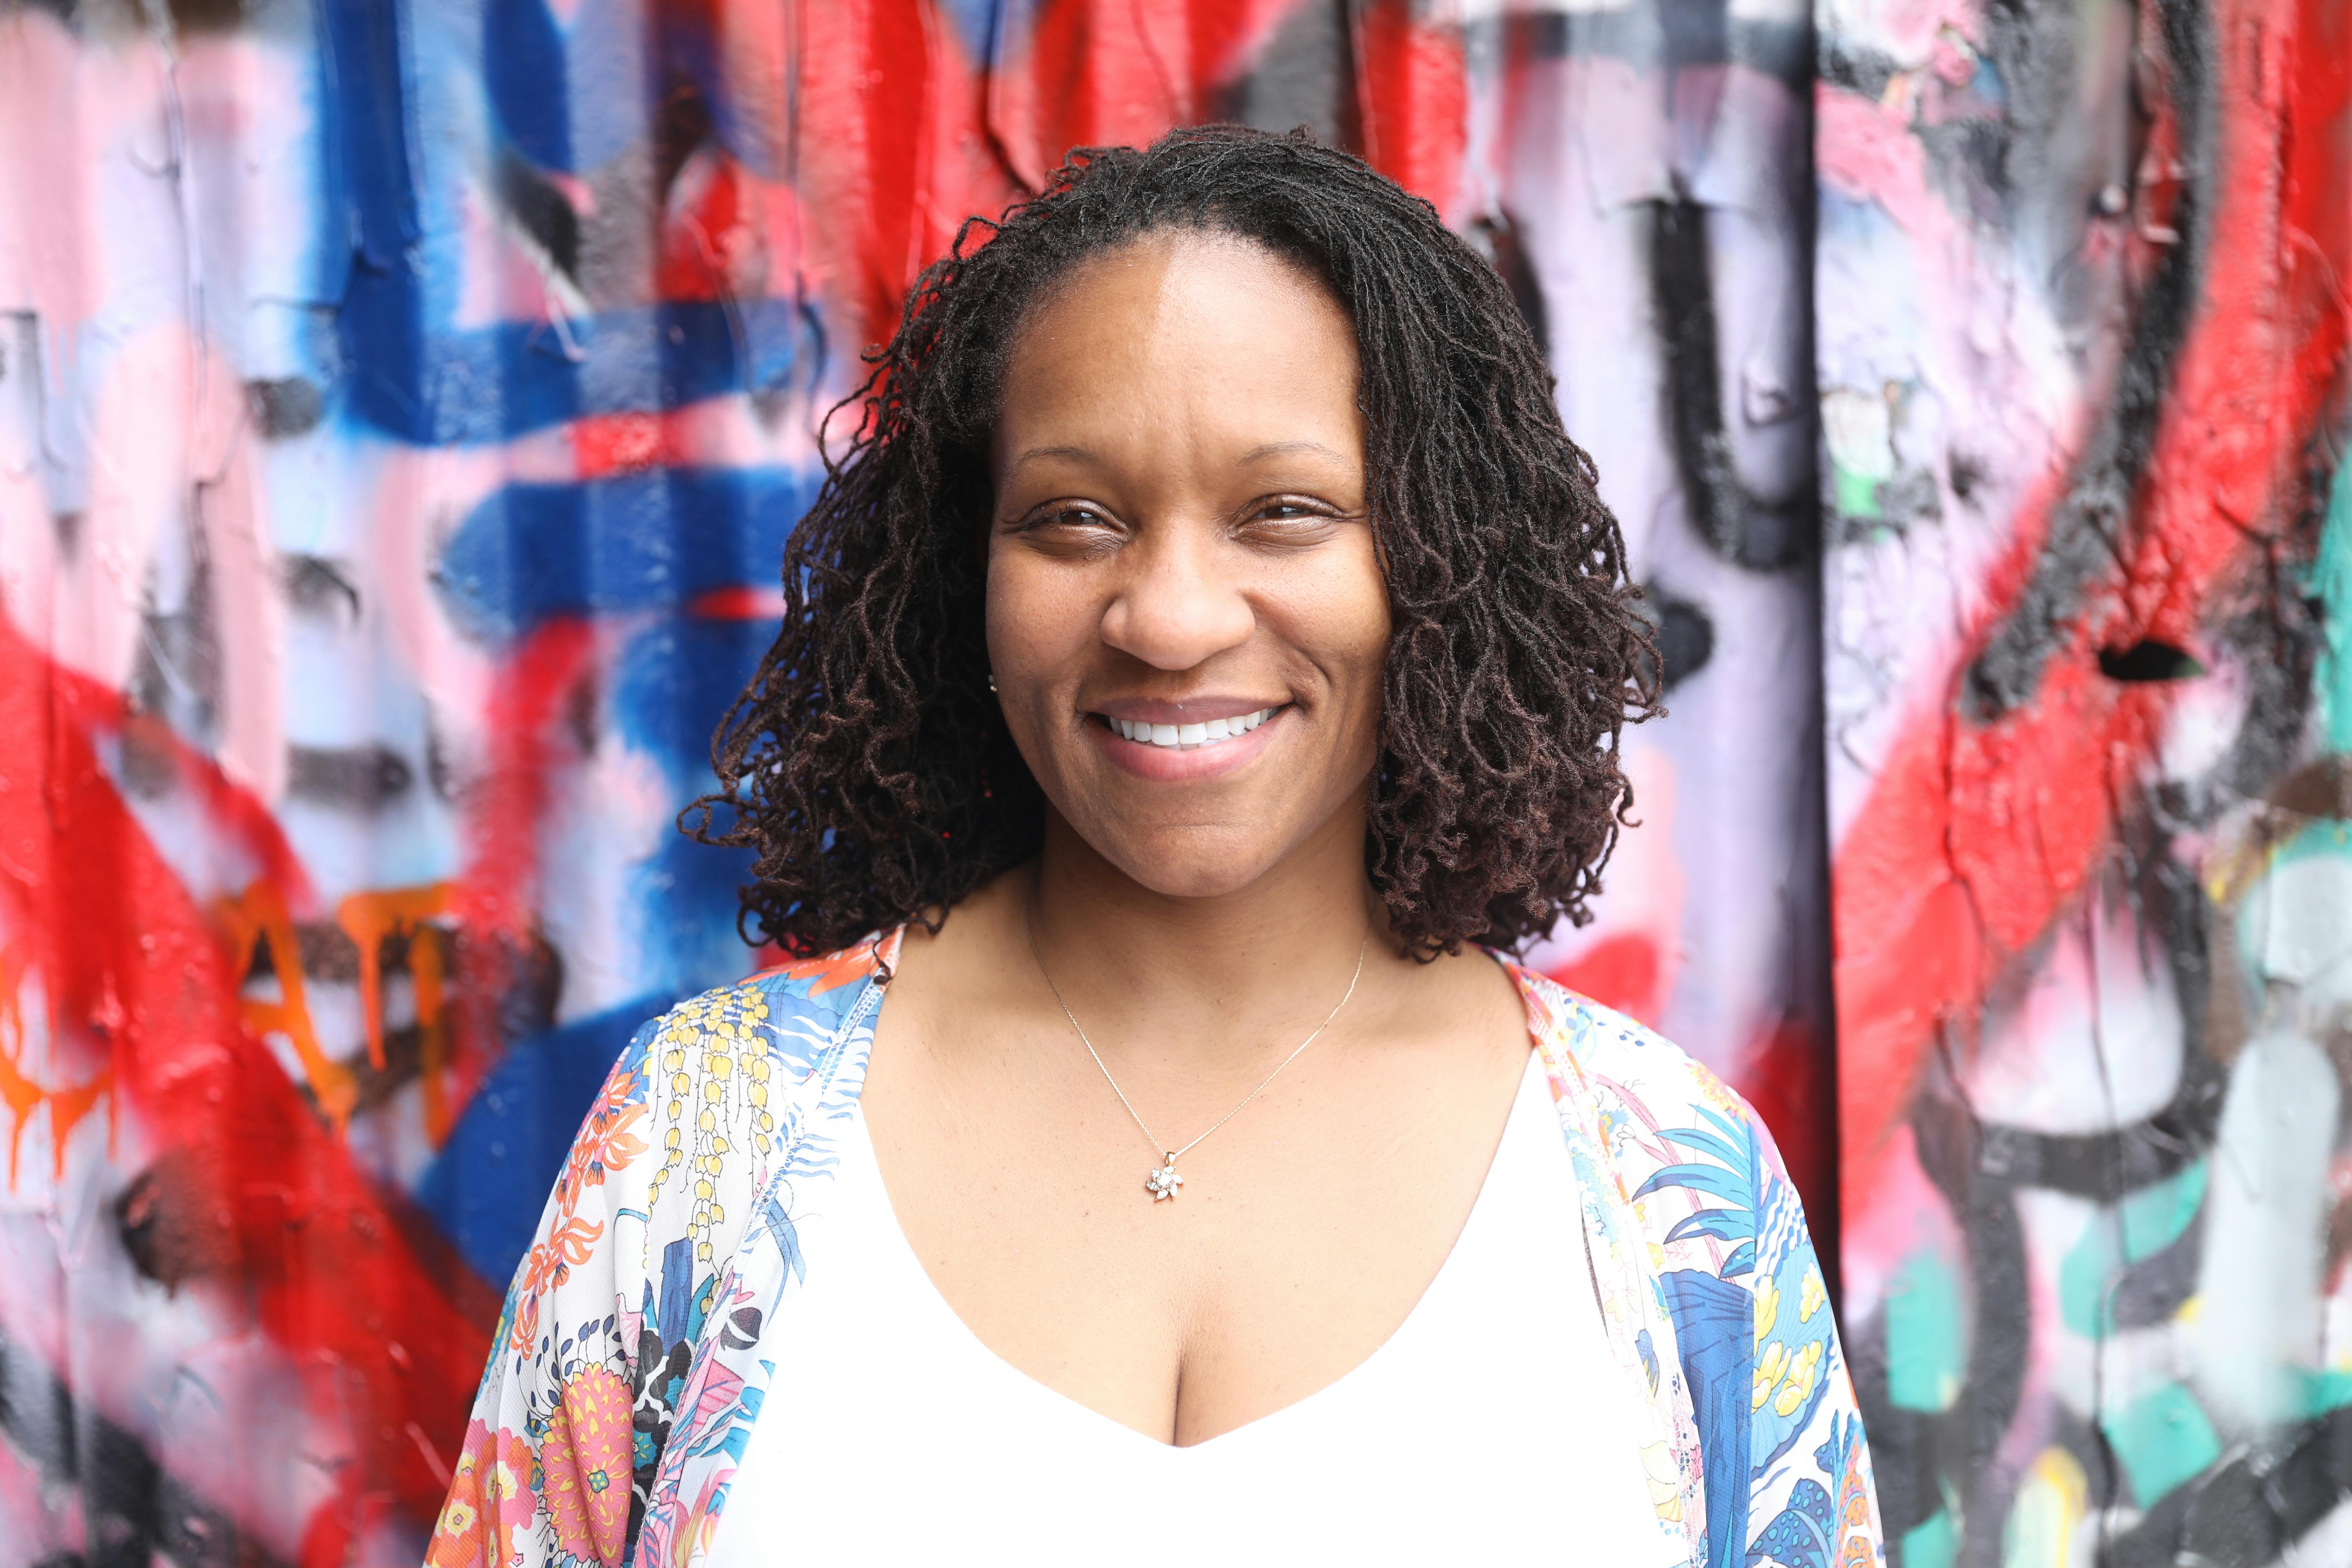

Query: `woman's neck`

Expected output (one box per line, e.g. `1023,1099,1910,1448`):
1018,802,1387,1071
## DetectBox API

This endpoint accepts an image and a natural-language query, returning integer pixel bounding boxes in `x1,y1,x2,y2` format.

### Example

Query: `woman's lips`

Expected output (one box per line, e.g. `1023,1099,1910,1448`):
1087,704,1289,781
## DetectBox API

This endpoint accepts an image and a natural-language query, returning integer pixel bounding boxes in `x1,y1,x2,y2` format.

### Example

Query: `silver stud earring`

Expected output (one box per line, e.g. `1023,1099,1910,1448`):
987,673,997,693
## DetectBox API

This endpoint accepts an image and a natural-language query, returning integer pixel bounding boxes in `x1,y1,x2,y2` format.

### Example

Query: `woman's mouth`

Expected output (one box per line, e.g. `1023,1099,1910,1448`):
1102,707,1277,751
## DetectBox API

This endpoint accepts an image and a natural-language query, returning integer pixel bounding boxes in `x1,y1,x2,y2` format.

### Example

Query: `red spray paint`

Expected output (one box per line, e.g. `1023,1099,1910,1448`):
1834,0,2352,1212
0,620,491,1546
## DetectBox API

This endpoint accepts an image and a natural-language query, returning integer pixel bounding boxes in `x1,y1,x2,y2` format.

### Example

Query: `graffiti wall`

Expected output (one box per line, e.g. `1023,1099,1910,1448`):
0,2,1830,1560
1819,0,2352,1561
1,0,2342,1562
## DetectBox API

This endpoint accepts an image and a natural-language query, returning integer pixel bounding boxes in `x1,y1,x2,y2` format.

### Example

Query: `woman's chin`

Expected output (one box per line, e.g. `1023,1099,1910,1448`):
1074,827,1286,903
1113,853,1271,903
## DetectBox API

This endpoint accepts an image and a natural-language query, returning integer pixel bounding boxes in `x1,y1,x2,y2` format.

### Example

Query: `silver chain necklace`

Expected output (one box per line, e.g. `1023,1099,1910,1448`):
1025,905,1370,1203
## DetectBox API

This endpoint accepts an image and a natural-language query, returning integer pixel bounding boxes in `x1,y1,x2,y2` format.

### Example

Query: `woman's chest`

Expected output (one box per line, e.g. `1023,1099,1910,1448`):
857,1015,1537,1446
709,1053,1662,1565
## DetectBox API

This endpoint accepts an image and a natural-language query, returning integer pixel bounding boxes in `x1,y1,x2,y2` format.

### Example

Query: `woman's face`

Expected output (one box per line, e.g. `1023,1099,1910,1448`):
987,232,1388,900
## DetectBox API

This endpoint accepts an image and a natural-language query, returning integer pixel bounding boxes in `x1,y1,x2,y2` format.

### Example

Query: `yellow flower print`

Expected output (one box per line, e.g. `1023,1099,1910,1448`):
1755,1274,1780,1342
645,986,786,1258
1773,1339,1825,1418
484,1455,525,1504
1800,1267,1827,1323
1754,1339,1788,1409
1640,1440,1684,1520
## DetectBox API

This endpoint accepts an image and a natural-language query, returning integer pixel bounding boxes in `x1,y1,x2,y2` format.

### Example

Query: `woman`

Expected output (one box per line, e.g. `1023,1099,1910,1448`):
429,127,1880,1568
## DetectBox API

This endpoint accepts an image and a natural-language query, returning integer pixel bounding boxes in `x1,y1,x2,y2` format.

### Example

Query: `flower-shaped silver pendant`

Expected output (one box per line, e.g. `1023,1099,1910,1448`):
1145,1155,1184,1202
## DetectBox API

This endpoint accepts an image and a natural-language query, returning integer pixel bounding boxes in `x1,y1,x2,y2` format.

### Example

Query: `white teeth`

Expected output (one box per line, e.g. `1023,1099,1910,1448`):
1107,707,1276,750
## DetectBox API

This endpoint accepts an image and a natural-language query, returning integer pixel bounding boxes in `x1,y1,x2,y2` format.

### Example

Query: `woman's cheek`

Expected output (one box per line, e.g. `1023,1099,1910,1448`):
984,558,1048,688
1280,559,1390,717
989,549,1095,653
985,561,1093,777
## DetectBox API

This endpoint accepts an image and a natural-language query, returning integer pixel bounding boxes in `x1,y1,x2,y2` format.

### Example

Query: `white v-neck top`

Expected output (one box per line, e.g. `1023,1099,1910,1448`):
710,1050,1662,1565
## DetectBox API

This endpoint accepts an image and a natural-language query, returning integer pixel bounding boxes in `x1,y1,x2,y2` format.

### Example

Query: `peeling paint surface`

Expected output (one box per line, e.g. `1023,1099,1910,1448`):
1821,0,2352,1560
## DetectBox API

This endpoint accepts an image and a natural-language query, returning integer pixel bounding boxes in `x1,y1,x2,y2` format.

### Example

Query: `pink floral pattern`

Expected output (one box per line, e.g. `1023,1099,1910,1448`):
427,1419,537,1568
544,1367,634,1565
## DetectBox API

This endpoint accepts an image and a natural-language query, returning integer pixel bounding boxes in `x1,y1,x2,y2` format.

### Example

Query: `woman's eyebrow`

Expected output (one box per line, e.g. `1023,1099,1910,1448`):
1008,443,1098,471
1239,439,1349,464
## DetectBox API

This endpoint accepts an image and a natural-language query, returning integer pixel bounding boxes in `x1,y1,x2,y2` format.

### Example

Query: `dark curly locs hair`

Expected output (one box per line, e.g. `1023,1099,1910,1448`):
686,125,1660,960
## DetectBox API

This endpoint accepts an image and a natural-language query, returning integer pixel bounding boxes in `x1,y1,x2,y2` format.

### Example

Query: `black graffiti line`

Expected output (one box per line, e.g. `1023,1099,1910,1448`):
1650,194,1818,574
2106,1401,2352,1568
0,1322,286,1568
1865,824,2235,1562
1959,0,2215,721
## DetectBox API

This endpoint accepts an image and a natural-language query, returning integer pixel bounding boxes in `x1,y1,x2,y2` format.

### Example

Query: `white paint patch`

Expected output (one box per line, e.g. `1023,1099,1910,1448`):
1822,385,1897,484
1965,893,2183,1133
2154,643,2249,785
535,715,676,1022
2193,1030,2339,1430
2241,852,2352,1016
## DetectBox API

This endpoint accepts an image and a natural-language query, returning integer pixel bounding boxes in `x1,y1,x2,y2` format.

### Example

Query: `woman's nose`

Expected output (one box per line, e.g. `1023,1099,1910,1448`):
1097,530,1255,672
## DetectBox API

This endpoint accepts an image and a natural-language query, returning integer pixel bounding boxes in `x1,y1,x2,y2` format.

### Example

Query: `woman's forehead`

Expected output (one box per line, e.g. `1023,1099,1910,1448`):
1006,231,1349,369
993,233,1361,467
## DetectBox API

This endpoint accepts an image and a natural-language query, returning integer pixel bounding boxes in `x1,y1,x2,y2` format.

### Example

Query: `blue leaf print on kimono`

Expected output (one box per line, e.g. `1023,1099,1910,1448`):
1745,1477,1835,1568
754,1194,806,1287
1639,1107,1760,1279
1662,1267,1753,1568
1749,1178,1835,1472
1641,1107,1764,1565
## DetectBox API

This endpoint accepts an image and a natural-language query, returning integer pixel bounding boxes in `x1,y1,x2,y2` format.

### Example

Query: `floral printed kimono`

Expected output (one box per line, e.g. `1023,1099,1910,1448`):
426,930,1884,1568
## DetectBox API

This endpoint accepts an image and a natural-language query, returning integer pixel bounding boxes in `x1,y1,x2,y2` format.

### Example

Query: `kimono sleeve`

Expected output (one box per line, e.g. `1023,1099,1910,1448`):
1619,1037,1885,1565
425,1017,660,1568
1736,1114,1885,1568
